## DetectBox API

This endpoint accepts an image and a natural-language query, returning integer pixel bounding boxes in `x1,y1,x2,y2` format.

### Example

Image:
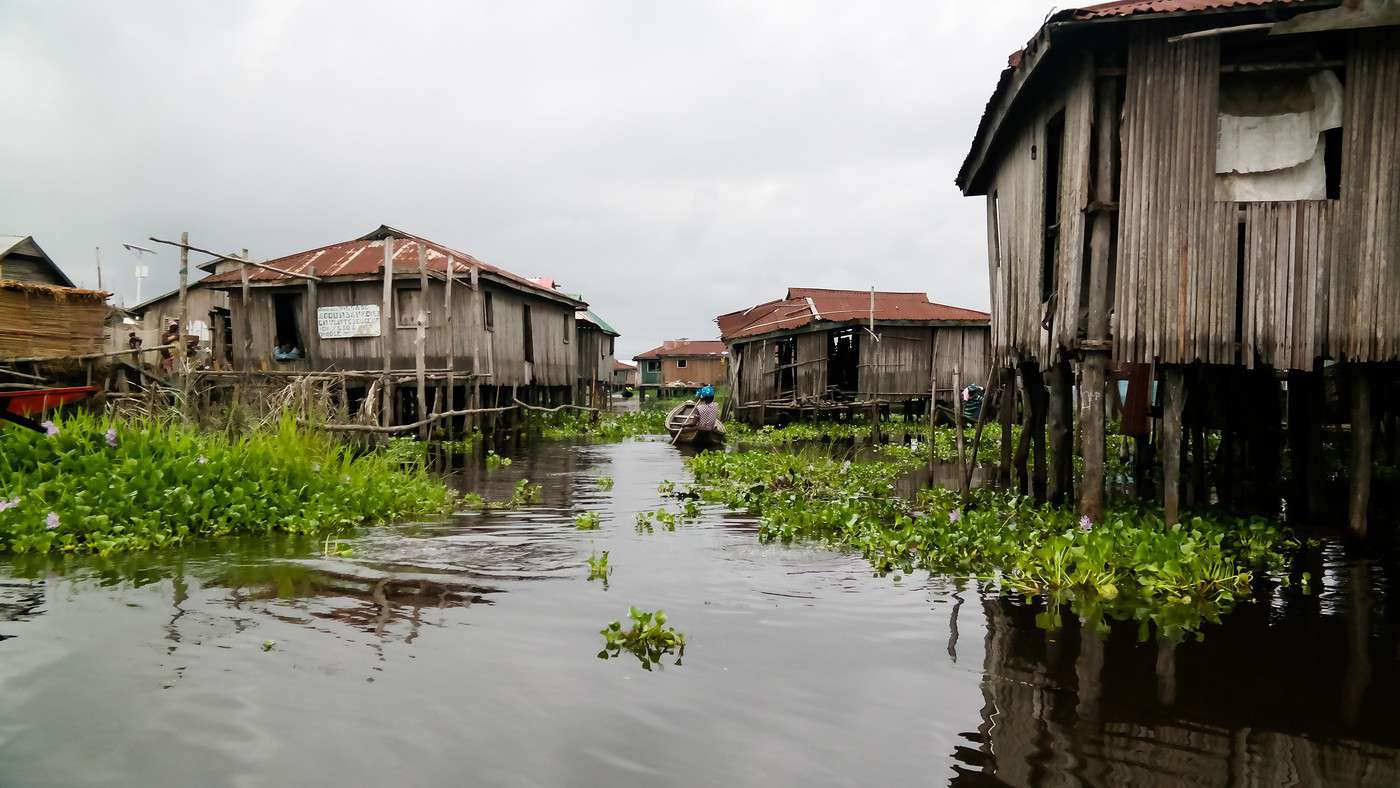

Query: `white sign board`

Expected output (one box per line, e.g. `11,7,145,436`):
317,305,381,339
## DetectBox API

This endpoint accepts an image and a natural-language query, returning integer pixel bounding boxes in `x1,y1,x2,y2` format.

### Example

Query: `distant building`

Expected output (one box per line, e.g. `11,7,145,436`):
612,360,637,388
633,339,727,391
0,235,108,362
717,287,989,423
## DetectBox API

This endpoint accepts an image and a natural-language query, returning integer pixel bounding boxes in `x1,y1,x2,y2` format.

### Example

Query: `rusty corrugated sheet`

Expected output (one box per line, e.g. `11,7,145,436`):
200,227,579,306
633,340,727,360
1070,0,1308,18
717,287,989,342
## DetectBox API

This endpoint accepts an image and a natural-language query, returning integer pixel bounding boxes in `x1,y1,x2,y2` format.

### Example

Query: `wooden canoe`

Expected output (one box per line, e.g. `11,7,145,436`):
664,401,725,447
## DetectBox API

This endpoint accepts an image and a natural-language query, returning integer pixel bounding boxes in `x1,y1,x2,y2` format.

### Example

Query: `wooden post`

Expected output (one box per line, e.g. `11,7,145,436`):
415,243,430,440
178,230,190,408
927,350,938,477
1047,360,1073,506
1080,74,1118,522
953,365,968,501
305,263,318,365
1306,369,1326,522
965,365,998,492
998,367,1015,487
1348,366,1373,538
1014,366,1033,495
1162,366,1185,525
869,400,882,444
380,237,395,426
445,256,456,448
1018,364,1048,502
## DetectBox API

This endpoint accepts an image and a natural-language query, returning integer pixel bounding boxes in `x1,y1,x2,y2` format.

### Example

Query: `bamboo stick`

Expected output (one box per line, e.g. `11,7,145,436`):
380,237,394,426
148,237,320,281
415,242,429,440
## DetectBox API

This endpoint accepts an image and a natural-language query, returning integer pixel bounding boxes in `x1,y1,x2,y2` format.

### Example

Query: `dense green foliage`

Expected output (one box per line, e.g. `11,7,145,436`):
598,607,685,669
685,448,1300,636
536,408,670,441
0,413,453,556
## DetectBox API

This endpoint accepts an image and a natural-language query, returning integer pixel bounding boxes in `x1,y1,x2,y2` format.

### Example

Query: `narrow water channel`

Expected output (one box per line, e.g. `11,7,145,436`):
1,438,1397,786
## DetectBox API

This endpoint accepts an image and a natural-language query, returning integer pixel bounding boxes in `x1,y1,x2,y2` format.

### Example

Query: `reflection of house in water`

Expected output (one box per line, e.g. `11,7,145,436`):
209,560,498,644
954,579,1400,786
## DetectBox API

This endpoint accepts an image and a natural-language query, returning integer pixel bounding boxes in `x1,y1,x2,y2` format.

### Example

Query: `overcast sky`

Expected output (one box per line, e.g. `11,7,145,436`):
2,0,1051,359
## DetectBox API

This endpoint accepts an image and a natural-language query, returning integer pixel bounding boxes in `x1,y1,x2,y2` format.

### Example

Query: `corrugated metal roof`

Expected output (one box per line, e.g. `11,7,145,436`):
634,339,728,360
717,288,989,342
613,360,636,371
577,309,619,336
201,226,582,307
1070,0,1305,18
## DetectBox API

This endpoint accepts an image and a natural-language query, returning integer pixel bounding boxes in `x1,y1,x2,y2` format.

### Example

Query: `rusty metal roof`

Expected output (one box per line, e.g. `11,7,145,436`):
717,287,989,342
200,226,582,307
634,339,728,360
955,0,1336,193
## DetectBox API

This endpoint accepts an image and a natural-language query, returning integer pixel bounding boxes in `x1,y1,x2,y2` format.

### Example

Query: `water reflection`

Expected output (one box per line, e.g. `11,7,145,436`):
0,438,1396,786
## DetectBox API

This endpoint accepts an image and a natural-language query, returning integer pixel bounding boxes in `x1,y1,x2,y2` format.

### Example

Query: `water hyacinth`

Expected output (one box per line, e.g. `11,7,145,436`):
41,421,59,437
1079,515,1093,532
0,411,453,556
948,509,962,523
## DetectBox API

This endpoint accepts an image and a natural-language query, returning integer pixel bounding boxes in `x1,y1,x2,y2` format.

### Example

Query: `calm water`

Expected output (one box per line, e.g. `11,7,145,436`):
1,438,1398,787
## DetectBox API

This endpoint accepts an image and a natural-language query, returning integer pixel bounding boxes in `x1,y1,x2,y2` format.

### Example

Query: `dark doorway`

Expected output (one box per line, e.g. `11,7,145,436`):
272,292,303,351
775,337,796,396
828,328,859,396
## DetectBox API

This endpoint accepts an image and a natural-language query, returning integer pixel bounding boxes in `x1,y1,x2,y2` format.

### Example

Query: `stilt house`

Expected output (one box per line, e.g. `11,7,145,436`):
574,306,619,406
198,225,585,423
0,235,109,362
633,340,728,393
717,288,989,424
956,0,1399,531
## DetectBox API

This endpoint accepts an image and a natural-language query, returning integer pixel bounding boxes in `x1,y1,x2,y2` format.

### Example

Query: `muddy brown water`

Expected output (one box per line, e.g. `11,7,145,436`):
1,437,1397,786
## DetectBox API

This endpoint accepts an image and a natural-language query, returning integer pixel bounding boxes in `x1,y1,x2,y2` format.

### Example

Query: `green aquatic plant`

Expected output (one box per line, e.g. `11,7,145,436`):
536,408,670,441
485,450,512,469
322,533,355,558
595,475,615,491
635,510,655,533
685,448,1300,637
575,511,602,530
653,508,677,531
586,550,611,585
0,412,452,556
598,607,685,670
510,479,542,507
380,437,428,468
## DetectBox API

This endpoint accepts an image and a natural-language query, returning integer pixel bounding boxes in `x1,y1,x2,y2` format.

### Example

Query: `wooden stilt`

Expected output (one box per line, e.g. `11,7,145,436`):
1047,360,1073,506
1162,366,1185,525
445,257,456,449
953,366,968,501
1079,72,1118,521
998,367,1015,487
1348,366,1373,539
1014,365,1033,496
415,243,430,440
1025,364,1048,502
380,237,395,427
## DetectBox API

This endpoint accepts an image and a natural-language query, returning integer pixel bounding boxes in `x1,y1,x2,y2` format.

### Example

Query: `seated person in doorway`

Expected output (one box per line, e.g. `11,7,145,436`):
687,385,724,434
126,331,142,351
273,340,302,362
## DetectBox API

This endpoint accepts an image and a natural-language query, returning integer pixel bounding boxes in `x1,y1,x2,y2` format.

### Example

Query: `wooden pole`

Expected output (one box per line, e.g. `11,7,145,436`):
998,367,1015,487
965,365,998,492
1014,365,1033,495
1047,360,1073,507
1162,366,1185,525
305,263,318,364
380,237,395,426
1348,366,1373,538
927,338,938,477
953,365,968,501
445,256,456,448
1026,365,1048,502
178,230,190,409
415,242,430,440
1080,74,1119,522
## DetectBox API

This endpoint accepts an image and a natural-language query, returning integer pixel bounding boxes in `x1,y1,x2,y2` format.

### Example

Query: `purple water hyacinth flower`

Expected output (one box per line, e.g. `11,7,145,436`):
0,497,19,513
105,427,118,447
1079,515,1093,532
41,420,59,437
948,509,962,524
45,512,59,530
197,455,208,465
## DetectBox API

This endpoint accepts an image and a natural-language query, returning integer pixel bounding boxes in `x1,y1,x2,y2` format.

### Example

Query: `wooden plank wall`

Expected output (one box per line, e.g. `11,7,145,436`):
985,54,1095,369
860,326,933,398
1328,32,1400,364
932,326,990,394
795,331,828,397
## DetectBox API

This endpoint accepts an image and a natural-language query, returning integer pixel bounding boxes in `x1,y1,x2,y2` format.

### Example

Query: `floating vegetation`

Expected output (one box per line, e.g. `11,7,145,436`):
485,450,512,469
575,511,602,530
509,479,542,507
0,412,452,556
686,448,1301,637
587,551,611,586
598,607,685,670
536,409,670,441
322,533,355,558
635,511,655,533
261,639,276,652
595,475,615,491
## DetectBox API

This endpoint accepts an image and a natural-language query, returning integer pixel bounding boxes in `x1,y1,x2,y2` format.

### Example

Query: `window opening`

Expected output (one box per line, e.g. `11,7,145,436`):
676,358,687,369
522,304,534,363
483,291,495,331
1041,109,1065,304
395,287,424,328
563,313,571,343
272,292,303,356
775,337,797,396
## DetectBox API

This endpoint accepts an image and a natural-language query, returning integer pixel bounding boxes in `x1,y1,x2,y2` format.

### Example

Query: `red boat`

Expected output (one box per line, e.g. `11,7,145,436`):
0,386,99,432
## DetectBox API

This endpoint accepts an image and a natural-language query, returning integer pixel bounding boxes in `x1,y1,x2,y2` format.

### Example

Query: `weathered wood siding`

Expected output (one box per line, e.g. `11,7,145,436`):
228,275,576,386
733,324,988,403
575,324,615,386
984,54,1095,368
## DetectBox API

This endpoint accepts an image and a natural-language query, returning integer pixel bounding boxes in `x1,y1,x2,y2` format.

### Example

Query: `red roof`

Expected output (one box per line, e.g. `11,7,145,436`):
1070,0,1306,17
634,339,728,360
613,360,636,371
717,288,988,342
200,225,580,306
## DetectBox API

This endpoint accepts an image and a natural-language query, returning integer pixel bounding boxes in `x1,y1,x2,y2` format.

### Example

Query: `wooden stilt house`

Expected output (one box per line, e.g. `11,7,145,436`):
198,225,585,425
0,235,109,363
956,0,1400,532
717,288,990,425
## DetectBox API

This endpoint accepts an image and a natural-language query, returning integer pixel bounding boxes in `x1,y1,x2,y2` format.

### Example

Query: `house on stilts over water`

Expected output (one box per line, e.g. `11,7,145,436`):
197,225,587,428
956,0,1400,533
717,287,989,425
